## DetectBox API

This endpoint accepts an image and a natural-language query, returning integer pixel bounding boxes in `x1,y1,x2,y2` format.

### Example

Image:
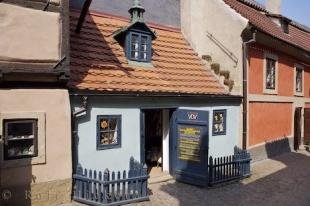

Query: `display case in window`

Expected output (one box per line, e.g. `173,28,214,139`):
3,119,38,160
97,115,121,150
212,110,227,136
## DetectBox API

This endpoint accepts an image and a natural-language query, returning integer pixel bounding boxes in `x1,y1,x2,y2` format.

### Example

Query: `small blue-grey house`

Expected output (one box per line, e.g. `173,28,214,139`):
69,1,241,186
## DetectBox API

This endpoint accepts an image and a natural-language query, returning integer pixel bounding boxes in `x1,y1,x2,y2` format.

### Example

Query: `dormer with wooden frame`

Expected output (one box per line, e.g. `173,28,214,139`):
113,0,156,65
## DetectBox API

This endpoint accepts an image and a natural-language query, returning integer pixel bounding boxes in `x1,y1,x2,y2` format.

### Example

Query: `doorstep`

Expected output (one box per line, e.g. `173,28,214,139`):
149,173,173,184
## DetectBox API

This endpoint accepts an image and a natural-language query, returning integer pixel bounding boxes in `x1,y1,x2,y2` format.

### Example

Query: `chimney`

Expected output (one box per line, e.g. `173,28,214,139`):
266,0,282,14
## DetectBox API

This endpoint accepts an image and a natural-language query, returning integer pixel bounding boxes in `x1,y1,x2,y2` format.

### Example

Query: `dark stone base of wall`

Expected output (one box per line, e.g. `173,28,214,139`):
249,137,294,162
0,178,72,206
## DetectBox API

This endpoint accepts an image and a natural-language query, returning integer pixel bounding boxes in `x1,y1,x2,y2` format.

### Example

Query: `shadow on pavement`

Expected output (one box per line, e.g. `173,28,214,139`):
157,151,310,206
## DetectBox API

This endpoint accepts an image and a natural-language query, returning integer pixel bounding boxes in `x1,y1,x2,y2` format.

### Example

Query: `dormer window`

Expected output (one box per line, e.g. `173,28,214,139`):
113,0,156,64
128,32,151,62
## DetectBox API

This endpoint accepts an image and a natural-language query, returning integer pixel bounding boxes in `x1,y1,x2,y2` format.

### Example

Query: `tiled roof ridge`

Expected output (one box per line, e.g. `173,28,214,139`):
291,21,310,34
70,9,181,33
224,0,310,53
235,0,310,34
236,0,267,12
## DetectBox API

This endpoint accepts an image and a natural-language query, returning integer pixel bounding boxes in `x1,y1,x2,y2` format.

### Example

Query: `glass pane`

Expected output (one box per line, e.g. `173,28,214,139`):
7,122,34,138
7,140,35,158
131,51,139,59
266,58,276,89
213,111,225,134
100,119,109,131
131,34,139,51
109,118,117,130
110,131,118,144
141,36,148,52
100,131,118,145
140,52,147,60
296,69,303,92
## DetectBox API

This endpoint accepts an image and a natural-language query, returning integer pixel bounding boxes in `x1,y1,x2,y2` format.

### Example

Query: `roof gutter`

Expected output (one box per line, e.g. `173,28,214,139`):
69,92,242,100
242,30,256,150
75,0,93,33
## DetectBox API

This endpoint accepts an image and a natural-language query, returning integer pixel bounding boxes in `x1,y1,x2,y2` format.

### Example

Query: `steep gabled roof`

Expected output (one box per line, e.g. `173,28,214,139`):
224,0,310,52
69,11,228,95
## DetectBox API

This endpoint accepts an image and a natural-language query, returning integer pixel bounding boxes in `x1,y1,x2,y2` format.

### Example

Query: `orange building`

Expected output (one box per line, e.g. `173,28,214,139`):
223,0,310,160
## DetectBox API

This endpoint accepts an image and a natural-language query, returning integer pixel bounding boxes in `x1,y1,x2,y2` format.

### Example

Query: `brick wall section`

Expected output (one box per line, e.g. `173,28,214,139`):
249,102,292,146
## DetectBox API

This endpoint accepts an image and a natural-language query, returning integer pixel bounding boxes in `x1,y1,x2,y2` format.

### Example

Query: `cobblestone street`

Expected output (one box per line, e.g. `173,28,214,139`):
66,150,310,206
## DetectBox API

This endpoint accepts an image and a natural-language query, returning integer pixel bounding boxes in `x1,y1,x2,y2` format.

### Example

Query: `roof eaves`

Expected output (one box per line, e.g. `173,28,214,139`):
250,24,310,54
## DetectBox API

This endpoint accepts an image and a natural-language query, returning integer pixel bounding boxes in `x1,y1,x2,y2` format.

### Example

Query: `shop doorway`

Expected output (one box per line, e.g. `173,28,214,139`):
142,109,163,177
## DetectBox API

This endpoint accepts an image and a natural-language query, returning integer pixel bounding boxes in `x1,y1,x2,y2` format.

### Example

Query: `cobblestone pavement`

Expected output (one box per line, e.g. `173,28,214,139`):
64,150,310,206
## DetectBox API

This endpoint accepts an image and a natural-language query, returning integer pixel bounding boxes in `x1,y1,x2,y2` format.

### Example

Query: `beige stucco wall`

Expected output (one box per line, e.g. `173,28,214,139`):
0,89,71,186
0,3,61,62
181,0,248,95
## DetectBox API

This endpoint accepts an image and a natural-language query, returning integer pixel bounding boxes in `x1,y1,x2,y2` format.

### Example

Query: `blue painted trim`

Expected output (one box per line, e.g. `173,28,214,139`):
212,109,227,136
126,31,152,63
96,115,122,150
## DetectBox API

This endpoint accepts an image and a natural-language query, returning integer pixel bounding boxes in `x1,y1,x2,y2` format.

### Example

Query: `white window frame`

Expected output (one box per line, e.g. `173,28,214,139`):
0,112,46,168
294,64,304,96
263,53,278,95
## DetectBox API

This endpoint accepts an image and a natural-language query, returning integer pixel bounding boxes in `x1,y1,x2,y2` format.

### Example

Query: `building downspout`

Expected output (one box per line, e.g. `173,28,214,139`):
242,31,256,150
71,96,88,174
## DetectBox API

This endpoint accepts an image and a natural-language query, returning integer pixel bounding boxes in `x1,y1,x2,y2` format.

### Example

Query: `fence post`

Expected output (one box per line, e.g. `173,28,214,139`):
84,169,88,200
98,171,103,203
122,170,126,200
209,156,213,186
142,164,148,197
103,169,109,204
75,164,83,199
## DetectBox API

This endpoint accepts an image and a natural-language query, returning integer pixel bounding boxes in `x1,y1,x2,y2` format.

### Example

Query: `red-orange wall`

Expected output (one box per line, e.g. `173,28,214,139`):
248,44,309,97
248,46,263,94
249,102,292,146
304,66,310,98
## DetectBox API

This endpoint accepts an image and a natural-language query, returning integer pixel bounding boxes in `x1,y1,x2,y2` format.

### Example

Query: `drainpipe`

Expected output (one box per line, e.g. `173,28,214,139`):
242,31,256,150
71,96,88,174
75,0,93,33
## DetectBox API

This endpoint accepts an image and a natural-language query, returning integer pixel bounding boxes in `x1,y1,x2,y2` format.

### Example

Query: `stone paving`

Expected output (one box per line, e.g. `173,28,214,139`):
64,150,310,206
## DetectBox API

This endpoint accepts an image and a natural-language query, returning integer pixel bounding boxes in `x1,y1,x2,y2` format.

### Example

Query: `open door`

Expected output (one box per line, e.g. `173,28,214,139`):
304,108,310,145
294,107,302,150
171,109,209,186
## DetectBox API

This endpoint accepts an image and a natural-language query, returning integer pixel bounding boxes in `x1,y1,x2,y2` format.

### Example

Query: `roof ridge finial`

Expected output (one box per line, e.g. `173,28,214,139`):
133,0,141,6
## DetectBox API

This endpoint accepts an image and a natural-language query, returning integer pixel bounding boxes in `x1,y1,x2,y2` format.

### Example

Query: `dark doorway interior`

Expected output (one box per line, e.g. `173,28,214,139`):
144,109,163,176
294,107,302,151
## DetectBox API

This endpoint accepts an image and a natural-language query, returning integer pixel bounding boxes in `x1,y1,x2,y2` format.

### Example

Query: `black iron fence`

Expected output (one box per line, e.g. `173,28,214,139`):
208,147,251,186
73,157,149,206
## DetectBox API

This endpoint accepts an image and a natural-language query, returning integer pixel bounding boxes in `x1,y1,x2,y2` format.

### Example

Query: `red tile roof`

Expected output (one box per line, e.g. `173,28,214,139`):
224,0,310,52
69,11,228,95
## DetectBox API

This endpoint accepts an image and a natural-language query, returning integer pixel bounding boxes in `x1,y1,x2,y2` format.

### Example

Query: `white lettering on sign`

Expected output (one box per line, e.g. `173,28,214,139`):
187,112,198,120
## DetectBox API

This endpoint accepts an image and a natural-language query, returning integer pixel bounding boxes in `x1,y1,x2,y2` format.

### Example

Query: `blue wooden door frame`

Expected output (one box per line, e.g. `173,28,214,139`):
171,109,209,186
140,110,145,164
